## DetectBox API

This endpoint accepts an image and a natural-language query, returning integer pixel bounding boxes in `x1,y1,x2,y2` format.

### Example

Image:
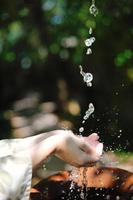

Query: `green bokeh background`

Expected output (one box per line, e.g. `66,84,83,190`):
0,0,133,150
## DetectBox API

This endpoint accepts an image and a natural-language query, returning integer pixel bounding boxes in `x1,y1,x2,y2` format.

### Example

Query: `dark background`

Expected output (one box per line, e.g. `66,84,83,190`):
0,0,133,151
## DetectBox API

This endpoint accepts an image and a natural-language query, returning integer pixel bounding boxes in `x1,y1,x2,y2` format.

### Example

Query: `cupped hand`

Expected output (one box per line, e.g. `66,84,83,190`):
82,133,103,163
55,131,103,167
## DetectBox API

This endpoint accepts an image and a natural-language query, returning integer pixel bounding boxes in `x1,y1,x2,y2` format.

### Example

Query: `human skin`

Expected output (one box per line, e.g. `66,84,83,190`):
12,130,103,169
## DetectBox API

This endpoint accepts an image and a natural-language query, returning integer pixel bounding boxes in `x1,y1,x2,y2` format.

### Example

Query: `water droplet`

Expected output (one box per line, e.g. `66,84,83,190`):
117,134,121,138
43,163,47,170
79,127,84,133
84,37,95,47
83,115,88,120
80,191,84,199
89,4,98,17
85,39,92,47
89,27,93,34
89,103,95,113
86,48,92,55
91,37,96,42
87,82,92,87
79,65,93,87
83,73,93,83
106,194,111,199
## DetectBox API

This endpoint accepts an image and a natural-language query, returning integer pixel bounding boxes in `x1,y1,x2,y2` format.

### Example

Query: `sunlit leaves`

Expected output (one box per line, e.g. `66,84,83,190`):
7,21,24,45
19,7,29,17
115,49,133,67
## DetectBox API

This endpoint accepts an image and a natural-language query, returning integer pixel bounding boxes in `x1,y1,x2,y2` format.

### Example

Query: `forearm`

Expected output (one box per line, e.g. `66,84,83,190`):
29,135,59,169
13,130,62,153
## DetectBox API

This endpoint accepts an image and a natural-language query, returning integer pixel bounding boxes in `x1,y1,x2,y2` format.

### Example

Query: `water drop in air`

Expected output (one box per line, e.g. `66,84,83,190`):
89,3,98,17
89,27,93,34
79,65,93,87
79,127,84,133
86,48,92,55
84,37,95,47
83,73,93,83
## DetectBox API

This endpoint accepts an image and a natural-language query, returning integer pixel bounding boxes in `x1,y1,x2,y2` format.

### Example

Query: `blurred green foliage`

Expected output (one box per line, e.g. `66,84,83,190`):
0,0,133,150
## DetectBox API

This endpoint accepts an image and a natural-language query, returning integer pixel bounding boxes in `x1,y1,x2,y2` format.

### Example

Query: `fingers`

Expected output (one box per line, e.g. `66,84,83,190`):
95,143,103,156
55,130,103,167
87,133,99,140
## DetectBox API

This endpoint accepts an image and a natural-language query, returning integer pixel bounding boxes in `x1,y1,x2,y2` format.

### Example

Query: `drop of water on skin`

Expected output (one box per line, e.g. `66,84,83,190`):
86,48,92,55
43,163,47,170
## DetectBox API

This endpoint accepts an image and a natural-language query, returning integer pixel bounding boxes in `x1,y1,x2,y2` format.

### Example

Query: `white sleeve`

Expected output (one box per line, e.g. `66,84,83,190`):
0,140,32,200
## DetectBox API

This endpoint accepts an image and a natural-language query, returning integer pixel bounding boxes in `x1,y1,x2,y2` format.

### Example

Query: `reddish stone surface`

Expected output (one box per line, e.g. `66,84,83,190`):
30,167,133,200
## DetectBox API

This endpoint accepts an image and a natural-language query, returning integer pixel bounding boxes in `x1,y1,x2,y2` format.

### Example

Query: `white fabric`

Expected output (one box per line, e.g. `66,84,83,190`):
0,139,32,200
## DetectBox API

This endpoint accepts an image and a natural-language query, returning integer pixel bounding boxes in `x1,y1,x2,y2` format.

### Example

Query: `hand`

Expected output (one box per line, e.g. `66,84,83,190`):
55,131,103,167
16,130,103,168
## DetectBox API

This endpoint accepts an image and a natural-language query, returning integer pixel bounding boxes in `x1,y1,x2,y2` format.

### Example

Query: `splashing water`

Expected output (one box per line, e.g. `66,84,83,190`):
84,37,95,55
89,27,93,35
86,48,92,55
79,65,93,87
68,1,99,199
85,37,96,47
85,27,94,55
79,103,95,134
80,167,88,200
89,0,98,17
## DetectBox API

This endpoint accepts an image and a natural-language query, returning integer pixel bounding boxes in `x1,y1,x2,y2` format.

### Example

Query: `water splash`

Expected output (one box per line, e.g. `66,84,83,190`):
80,167,88,200
79,127,84,133
84,37,96,47
79,65,93,87
86,48,92,55
79,103,95,135
89,0,98,17
67,167,79,200
68,1,98,199
89,27,93,35
85,28,95,55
